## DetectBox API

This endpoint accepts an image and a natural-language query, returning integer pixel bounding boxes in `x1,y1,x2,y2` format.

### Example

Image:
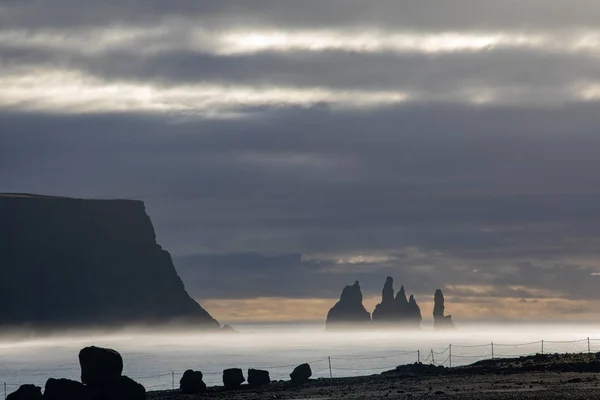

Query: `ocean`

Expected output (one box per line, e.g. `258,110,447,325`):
1,323,599,393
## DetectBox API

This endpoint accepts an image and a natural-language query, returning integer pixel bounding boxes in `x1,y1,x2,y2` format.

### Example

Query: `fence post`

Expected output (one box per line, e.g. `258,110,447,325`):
449,344,452,368
328,356,332,378
588,337,591,354
4,382,6,400
431,349,435,365
541,340,544,355
171,371,174,390
491,342,494,360
417,350,420,363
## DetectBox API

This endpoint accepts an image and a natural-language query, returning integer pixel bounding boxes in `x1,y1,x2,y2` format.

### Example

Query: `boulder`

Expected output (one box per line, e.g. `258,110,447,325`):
44,378,88,400
290,363,312,384
6,385,42,400
88,376,145,400
79,346,123,388
222,368,245,390
180,369,206,394
325,281,371,329
247,369,270,387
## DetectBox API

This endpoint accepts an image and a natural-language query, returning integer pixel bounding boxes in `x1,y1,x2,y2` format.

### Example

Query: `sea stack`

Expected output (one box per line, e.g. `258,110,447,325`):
0,193,220,330
326,281,371,329
372,277,422,328
371,277,396,322
433,289,454,329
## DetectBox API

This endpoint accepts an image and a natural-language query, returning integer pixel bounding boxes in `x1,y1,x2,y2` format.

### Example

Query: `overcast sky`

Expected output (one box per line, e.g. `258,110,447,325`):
3,0,600,323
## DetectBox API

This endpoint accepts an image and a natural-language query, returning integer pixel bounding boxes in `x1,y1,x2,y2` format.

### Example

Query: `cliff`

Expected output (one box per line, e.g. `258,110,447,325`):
0,193,220,330
433,289,454,329
371,277,422,328
325,281,371,329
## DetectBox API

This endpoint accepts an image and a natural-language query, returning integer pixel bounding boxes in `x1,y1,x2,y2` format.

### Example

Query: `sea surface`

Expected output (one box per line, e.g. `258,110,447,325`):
1,322,599,392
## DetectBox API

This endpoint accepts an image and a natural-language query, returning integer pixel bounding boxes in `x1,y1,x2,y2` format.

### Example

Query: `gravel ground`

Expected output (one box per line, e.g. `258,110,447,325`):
148,371,600,399
148,353,600,399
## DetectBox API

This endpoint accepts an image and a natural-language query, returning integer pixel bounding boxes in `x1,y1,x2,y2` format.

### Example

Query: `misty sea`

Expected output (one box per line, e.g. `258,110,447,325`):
1,322,599,392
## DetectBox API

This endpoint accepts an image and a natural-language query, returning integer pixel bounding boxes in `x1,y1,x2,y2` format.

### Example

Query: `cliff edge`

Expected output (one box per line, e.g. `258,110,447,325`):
0,193,220,330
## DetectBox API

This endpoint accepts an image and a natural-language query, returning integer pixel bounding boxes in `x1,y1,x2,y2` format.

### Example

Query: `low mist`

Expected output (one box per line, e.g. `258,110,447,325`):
2,323,600,389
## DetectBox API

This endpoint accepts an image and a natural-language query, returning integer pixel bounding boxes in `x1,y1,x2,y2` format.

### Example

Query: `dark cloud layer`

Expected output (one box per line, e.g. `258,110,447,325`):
3,0,600,31
3,0,600,319
3,104,600,305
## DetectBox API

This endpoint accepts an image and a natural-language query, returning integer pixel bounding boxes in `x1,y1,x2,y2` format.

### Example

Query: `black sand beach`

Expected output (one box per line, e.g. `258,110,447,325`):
148,353,600,399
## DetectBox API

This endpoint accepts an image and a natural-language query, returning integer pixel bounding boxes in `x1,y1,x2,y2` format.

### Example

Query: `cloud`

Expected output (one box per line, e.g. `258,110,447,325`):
3,0,600,321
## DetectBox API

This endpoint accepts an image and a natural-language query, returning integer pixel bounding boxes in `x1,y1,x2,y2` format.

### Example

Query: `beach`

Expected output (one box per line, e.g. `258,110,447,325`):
147,353,600,399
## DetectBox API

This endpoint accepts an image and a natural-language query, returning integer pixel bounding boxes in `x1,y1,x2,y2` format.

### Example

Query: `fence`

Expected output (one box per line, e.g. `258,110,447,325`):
3,337,600,398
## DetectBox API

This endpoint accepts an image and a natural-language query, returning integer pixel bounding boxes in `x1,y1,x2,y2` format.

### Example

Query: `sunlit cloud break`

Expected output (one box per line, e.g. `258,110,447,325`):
3,68,600,115
4,26,600,56
0,69,410,115
218,30,545,55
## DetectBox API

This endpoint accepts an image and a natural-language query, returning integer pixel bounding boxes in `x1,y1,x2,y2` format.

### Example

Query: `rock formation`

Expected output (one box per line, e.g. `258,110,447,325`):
433,289,455,329
79,346,123,388
44,378,88,400
6,385,42,400
371,277,422,328
7,347,144,400
407,295,422,324
180,370,207,394
247,369,270,388
222,368,245,390
325,281,371,329
371,277,396,321
290,363,312,384
0,193,219,330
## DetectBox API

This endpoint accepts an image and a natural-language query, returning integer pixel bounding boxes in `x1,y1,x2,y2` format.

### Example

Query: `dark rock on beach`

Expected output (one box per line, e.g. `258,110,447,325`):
79,347,144,400
44,378,88,400
247,368,270,387
92,375,145,400
180,369,207,394
6,385,42,400
79,346,123,388
8,346,145,400
326,281,371,329
223,368,245,390
290,363,312,384
144,353,600,399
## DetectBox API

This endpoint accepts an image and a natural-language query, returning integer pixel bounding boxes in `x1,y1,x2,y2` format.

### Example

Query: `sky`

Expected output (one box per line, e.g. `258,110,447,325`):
2,0,600,324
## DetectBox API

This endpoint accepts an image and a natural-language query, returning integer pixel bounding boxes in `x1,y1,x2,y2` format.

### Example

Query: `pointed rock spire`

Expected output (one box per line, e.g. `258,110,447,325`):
433,289,455,329
407,295,422,324
371,277,420,328
326,281,371,330
395,285,408,306
381,277,394,304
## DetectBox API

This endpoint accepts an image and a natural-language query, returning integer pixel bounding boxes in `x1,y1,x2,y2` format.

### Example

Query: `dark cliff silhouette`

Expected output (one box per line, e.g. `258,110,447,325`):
433,289,454,329
371,276,422,328
0,193,220,330
325,281,371,329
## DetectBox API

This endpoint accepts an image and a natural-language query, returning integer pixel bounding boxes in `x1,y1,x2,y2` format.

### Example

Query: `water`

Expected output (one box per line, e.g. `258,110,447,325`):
1,323,599,393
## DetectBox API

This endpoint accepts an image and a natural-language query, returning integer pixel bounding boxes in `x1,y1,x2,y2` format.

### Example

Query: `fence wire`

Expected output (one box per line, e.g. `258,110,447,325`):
3,336,599,397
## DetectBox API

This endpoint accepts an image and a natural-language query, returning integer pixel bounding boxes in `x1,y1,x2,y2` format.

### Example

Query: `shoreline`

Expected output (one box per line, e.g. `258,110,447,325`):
147,353,600,399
